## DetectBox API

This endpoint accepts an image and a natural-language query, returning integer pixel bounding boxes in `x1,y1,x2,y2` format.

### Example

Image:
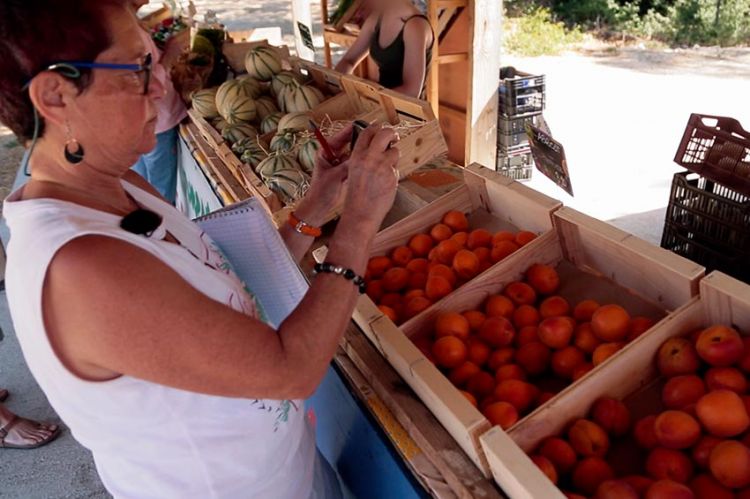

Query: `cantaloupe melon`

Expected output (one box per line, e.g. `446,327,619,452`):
236,76,264,99
254,96,279,122
271,70,304,97
278,82,324,113
231,137,258,155
212,116,229,132
244,46,282,82
270,130,297,153
240,144,268,170
222,123,258,144
277,112,311,132
261,112,283,134
267,168,309,204
192,88,219,119
297,138,320,174
216,79,258,108
217,92,257,125
256,153,301,178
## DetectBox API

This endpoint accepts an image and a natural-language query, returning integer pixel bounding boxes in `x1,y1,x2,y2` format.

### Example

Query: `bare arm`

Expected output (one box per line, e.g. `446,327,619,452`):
334,15,377,75
44,126,399,401
390,18,432,98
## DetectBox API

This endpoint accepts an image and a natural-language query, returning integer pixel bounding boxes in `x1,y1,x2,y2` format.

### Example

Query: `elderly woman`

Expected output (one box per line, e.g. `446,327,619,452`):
0,1,399,498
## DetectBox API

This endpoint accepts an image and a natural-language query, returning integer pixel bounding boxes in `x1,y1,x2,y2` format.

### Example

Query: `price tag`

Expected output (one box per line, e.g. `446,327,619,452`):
526,124,574,196
297,22,315,52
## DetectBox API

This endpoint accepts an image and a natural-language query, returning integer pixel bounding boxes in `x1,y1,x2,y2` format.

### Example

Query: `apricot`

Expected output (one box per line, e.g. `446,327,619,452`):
530,454,558,484
540,295,572,319
513,305,541,329
515,231,537,247
709,440,750,489
658,338,701,377
591,304,631,342
635,415,660,450
539,437,577,474
593,342,625,366
595,481,638,499
526,263,561,295
494,379,539,413
429,223,453,242
442,210,469,232
646,447,694,483
404,289,425,301
483,401,518,429
463,310,486,331
466,371,495,399
696,325,744,367
574,322,602,354
473,247,491,264
432,336,467,369
572,362,594,381
467,228,493,249
391,246,413,267
380,292,404,311
504,281,537,306
490,240,519,262
695,390,750,437
572,457,615,496
378,305,398,323
574,299,601,322
495,364,527,382
466,339,491,366
568,419,610,457
452,250,480,280
448,361,480,386
537,391,556,405
538,317,575,349
367,255,393,278
654,410,702,449
407,272,427,291
644,480,694,499
487,347,515,371
516,326,540,346
435,312,470,340
689,474,734,499
629,316,656,341
492,230,515,245
403,296,431,319
366,280,385,302
705,367,748,393
425,275,452,301
663,375,707,410
460,390,478,407
551,346,586,380
450,231,468,248
486,295,516,319
516,341,552,376
692,435,721,469
591,397,631,437
408,233,434,257
478,317,516,348
739,336,750,373
428,264,457,286
622,476,654,496
382,267,410,292
435,239,461,265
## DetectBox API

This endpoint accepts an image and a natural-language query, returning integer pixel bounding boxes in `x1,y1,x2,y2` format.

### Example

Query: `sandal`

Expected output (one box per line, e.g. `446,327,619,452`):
0,389,8,403
0,415,61,449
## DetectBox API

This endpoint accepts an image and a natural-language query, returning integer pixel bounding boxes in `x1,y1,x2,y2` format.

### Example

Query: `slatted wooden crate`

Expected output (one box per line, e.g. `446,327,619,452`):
480,271,748,498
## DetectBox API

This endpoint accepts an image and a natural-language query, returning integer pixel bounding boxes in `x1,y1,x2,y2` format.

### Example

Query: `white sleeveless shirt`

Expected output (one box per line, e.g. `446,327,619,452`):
3,181,315,498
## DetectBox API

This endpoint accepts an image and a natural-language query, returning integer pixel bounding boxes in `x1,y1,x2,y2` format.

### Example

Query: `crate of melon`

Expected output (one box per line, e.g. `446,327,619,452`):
479,271,750,498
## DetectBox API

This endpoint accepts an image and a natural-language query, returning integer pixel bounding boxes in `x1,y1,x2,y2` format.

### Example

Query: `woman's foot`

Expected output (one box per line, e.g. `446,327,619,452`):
0,405,61,449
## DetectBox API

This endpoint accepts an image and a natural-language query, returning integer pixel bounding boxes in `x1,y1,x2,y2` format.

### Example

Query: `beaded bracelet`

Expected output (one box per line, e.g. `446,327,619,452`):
313,262,367,294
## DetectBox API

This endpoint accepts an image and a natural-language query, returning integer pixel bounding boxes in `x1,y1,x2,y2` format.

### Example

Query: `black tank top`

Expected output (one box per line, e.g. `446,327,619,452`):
369,14,434,98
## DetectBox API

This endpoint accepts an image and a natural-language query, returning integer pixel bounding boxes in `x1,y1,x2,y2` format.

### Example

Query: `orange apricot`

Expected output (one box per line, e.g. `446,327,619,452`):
435,312,470,340
367,256,392,279
408,234,434,257
486,294,516,319
442,210,469,232
468,228,493,249
515,231,537,247
453,249,480,280
491,240,520,263
430,223,453,242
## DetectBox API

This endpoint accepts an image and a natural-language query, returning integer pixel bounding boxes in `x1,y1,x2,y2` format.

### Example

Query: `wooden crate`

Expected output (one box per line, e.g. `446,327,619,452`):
481,271,747,498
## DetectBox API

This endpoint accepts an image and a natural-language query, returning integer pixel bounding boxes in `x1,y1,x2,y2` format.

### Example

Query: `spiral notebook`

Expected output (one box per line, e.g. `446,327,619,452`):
196,198,309,328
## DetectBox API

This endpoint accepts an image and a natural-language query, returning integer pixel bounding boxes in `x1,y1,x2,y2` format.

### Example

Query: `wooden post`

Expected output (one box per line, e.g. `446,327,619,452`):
290,0,316,61
464,0,501,168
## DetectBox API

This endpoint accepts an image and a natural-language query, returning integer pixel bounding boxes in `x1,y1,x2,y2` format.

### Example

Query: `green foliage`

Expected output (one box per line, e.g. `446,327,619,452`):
504,8,584,56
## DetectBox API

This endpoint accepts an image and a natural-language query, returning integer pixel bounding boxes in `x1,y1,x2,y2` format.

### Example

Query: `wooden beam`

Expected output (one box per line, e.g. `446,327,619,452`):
464,0,501,168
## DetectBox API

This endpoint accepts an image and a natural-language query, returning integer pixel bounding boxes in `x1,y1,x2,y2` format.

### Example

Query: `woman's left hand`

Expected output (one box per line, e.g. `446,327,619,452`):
294,124,354,226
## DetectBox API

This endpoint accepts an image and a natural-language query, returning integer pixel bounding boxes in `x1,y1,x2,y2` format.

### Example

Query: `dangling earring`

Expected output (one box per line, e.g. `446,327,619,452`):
64,122,85,164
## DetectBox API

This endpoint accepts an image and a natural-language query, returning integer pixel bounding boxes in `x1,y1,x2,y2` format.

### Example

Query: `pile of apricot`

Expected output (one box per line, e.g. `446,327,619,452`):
527,324,750,498
413,263,657,431
364,210,538,325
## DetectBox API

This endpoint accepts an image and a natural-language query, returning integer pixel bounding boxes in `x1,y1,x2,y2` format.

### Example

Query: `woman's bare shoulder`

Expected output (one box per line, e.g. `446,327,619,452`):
123,170,168,201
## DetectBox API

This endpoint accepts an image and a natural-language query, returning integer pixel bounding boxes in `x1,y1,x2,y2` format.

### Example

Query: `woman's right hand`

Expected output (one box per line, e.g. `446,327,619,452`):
343,124,400,230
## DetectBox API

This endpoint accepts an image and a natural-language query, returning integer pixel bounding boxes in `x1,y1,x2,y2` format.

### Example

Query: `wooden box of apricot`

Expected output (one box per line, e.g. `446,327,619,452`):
315,164,707,484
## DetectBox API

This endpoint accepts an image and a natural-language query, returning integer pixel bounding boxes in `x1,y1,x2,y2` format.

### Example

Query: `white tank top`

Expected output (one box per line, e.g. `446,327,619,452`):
3,181,315,499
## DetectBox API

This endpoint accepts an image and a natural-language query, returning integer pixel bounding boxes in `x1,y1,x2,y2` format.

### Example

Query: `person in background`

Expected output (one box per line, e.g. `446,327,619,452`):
0,388,60,449
129,0,187,204
335,0,434,99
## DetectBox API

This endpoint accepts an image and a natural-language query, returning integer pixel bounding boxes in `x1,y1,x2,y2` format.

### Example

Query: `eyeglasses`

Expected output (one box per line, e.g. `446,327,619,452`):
24,53,152,95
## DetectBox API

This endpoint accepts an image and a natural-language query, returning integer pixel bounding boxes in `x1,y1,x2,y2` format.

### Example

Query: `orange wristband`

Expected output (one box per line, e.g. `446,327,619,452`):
288,212,322,238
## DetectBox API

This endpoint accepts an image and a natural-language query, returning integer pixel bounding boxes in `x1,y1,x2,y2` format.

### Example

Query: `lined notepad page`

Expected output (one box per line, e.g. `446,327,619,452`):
196,198,309,328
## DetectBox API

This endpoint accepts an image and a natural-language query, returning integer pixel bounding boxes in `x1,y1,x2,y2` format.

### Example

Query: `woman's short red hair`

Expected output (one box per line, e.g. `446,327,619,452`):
0,1,123,142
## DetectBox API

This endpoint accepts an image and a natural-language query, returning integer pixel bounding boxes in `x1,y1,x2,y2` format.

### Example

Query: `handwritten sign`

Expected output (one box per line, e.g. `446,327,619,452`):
297,22,315,52
526,124,574,196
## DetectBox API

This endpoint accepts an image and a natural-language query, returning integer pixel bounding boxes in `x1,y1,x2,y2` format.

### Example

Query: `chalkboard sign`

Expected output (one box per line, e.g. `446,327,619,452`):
526,124,574,196
297,22,315,52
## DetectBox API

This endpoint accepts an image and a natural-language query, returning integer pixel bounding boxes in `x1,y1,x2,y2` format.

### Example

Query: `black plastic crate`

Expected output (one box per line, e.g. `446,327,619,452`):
661,171,750,282
498,67,545,117
499,114,539,135
496,147,533,181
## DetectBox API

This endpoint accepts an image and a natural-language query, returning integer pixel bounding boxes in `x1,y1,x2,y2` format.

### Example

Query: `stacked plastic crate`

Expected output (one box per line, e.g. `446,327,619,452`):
495,67,545,181
661,114,750,282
